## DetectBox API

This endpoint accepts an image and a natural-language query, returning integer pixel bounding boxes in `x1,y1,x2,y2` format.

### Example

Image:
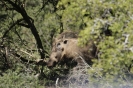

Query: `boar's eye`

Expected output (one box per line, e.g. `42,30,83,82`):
57,43,60,47
63,40,68,44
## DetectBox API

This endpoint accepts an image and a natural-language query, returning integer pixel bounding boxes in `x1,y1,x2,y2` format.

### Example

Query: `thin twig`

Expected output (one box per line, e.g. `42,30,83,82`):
20,49,33,58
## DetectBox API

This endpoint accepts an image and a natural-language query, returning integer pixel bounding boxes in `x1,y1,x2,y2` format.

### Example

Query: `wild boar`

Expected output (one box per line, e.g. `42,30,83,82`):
47,38,97,68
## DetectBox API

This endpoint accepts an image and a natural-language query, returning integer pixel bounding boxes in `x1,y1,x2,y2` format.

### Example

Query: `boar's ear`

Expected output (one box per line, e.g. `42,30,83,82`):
52,38,57,44
62,35,68,44
54,37,57,42
62,35,66,39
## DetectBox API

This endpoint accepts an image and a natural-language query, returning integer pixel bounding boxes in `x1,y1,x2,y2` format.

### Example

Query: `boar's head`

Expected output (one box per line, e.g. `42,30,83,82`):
47,39,68,68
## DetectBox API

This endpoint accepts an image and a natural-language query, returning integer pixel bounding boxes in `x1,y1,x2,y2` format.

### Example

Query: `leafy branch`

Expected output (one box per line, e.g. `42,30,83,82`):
3,0,48,60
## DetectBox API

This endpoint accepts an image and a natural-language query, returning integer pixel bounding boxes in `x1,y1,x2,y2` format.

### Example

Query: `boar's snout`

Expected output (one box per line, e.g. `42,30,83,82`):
47,52,59,68
47,50,62,68
47,59,57,68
